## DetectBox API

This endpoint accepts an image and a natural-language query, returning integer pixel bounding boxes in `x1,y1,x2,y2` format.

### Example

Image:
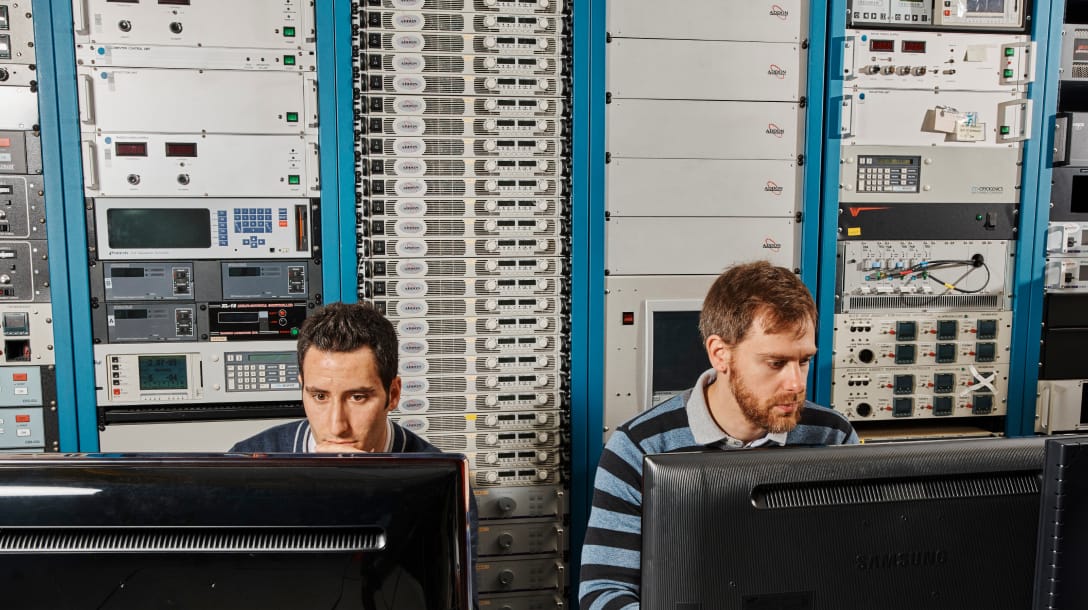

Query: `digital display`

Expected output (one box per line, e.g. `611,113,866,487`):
218,312,260,324
113,309,149,320
110,267,146,278
1075,39,1088,62
106,208,211,249
164,142,198,157
901,40,927,53
114,142,148,157
228,267,262,277
965,0,1006,14
138,355,188,391
869,39,895,52
650,311,706,401
874,157,918,166
238,352,294,363
1080,264,1088,282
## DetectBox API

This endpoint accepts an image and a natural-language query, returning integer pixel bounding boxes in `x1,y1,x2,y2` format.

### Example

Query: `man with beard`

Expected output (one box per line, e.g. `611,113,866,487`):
578,261,857,610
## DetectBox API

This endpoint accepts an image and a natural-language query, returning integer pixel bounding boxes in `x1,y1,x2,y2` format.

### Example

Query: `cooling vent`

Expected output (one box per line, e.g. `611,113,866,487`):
1073,64,1088,79
0,527,385,554
753,472,1040,509
845,294,1002,311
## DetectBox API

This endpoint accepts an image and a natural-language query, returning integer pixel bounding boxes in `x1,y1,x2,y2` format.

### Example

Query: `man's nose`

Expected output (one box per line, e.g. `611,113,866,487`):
782,362,805,393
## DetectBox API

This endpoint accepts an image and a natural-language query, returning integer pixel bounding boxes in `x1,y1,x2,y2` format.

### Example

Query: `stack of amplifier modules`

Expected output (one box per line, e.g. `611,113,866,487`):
1037,13,1088,434
0,1,59,451
353,0,571,608
73,1,323,436
835,0,1034,432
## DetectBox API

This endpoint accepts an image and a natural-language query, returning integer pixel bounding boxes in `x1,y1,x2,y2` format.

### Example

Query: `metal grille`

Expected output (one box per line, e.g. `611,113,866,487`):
754,473,1039,509
0,527,385,553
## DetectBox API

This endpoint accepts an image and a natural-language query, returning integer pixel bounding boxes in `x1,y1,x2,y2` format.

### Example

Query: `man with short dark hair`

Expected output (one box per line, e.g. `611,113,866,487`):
579,261,858,610
232,302,478,593
232,301,425,453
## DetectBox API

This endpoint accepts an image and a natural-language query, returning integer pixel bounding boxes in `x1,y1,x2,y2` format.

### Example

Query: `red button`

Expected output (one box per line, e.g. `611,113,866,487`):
0,138,10,147
113,388,121,396
12,373,26,382
15,415,30,423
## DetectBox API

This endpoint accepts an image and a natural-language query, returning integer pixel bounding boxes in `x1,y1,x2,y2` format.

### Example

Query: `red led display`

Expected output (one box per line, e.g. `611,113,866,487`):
869,39,895,52
902,40,927,53
114,142,148,157
164,142,198,157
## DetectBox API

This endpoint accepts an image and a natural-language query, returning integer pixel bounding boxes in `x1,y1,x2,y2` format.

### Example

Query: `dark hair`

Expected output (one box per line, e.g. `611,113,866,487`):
698,261,817,346
296,302,399,391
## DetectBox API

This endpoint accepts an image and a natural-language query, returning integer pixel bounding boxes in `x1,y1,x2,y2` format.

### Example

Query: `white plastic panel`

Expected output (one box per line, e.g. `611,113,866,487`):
77,67,317,134
0,2,36,64
602,275,715,442
75,43,318,71
841,88,1026,147
82,133,319,198
608,39,804,102
608,0,805,42
0,86,36,130
607,158,799,217
839,145,1020,204
606,217,798,276
844,30,1030,91
608,99,803,160
1036,380,1088,434
100,418,298,452
73,0,313,49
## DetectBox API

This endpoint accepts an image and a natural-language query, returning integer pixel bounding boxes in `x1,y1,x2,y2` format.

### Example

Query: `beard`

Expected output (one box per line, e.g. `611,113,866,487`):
730,367,805,434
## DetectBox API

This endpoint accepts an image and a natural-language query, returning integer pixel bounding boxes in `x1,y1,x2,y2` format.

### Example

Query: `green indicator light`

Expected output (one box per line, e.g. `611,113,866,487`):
286,112,299,122
288,175,301,185
284,54,296,65
1003,69,1014,78
1005,47,1015,56
291,328,299,337
1000,126,1011,135
283,26,296,37
976,215,984,221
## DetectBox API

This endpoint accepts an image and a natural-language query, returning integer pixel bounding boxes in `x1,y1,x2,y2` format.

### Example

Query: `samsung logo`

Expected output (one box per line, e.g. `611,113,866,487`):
856,550,948,570
971,185,1005,194
770,5,790,18
766,123,785,137
768,64,788,79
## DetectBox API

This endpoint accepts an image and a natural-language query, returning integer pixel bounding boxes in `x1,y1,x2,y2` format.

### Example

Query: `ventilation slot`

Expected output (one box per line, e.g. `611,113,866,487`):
845,294,1002,312
753,472,1039,509
0,527,385,554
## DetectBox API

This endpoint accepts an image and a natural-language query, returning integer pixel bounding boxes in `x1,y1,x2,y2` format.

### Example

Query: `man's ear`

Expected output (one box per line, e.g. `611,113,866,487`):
385,376,402,413
705,334,733,375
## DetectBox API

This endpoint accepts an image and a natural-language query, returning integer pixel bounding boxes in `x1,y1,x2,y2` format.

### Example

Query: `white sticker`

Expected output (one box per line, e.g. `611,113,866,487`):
390,33,425,51
393,158,427,176
393,117,426,135
394,179,428,196
392,75,426,93
393,138,426,155
394,97,427,114
393,54,425,73
395,239,428,257
394,219,428,236
394,199,427,216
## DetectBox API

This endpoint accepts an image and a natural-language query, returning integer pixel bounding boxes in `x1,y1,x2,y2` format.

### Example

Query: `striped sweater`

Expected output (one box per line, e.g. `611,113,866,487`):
579,369,858,610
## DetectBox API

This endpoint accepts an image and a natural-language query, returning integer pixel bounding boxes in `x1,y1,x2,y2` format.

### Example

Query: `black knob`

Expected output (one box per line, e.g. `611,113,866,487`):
857,349,875,364
856,403,873,417
118,20,132,32
496,532,514,549
169,22,183,34
497,569,515,586
496,496,517,513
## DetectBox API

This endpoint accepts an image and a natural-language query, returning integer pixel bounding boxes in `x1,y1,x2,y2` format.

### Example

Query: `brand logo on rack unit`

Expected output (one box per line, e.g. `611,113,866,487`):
856,550,948,570
971,185,1005,194
762,238,783,252
765,181,784,195
768,64,788,79
770,5,790,18
848,206,889,217
766,123,785,137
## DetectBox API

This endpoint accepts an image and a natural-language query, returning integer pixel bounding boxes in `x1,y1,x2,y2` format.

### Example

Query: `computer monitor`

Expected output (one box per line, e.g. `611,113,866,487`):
641,299,706,409
0,453,473,610
642,437,1046,610
1034,435,1088,610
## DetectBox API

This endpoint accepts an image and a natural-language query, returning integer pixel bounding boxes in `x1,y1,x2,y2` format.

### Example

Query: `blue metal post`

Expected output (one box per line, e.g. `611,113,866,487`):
316,0,344,303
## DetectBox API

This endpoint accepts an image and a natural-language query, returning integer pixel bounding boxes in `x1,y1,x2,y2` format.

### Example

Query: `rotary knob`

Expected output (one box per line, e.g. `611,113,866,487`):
485,394,499,407
484,118,498,131
484,99,499,111
483,36,498,49
485,433,499,445
536,432,550,443
497,532,515,549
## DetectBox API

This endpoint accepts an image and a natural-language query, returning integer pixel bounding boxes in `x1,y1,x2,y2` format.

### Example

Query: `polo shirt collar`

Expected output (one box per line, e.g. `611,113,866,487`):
686,368,788,448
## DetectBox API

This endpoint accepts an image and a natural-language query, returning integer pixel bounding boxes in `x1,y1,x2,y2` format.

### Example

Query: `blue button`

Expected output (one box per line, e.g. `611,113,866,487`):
242,238,251,245
258,239,266,245
234,223,242,232
251,241,260,248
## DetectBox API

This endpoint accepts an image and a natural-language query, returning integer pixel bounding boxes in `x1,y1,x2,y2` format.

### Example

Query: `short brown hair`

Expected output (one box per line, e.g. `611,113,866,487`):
295,302,399,390
698,261,817,346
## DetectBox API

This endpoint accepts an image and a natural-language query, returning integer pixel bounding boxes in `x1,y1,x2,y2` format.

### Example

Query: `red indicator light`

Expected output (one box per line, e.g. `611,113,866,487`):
11,373,26,381
0,138,10,147
15,414,29,423
622,312,634,326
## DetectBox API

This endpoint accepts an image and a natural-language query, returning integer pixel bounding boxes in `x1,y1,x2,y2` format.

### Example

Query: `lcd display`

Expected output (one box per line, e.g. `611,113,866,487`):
650,310,706,404
106,208,211,249
238,352,294,364
138,355,188,391
218,312,261,324
965,0,1006,14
